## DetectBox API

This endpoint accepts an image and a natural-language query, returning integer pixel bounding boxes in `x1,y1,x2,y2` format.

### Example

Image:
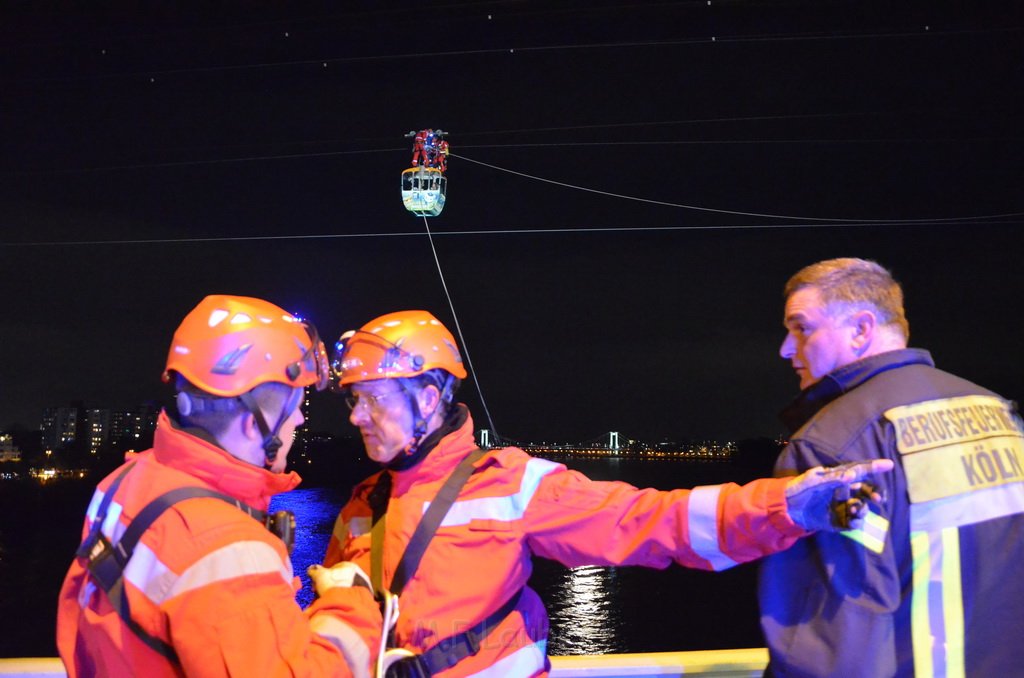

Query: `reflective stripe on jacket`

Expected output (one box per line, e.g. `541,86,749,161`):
57,410,380,678
325,410,806,677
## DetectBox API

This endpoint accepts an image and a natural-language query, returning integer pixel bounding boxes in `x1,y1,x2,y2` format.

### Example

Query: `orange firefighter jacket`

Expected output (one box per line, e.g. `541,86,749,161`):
57,410,381,678
324,408,805,677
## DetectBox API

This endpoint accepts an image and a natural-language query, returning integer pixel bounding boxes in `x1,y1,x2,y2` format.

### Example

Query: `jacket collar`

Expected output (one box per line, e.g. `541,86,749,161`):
779,348,934,433
392,405,478,484
152,409,300,510
387,402,469,471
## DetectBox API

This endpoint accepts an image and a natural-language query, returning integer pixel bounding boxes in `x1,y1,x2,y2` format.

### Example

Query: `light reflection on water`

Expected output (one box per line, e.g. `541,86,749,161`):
544,565,626,655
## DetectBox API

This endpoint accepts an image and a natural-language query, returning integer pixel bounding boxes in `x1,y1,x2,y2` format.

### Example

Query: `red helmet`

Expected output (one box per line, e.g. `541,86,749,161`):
163,295,329,396
332,310,467,389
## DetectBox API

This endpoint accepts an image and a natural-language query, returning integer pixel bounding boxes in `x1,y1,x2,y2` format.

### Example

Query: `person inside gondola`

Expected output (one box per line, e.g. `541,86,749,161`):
410,129,430,167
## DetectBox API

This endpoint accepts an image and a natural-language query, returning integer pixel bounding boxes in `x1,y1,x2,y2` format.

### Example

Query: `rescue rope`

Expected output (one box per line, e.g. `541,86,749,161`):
421,215,500,441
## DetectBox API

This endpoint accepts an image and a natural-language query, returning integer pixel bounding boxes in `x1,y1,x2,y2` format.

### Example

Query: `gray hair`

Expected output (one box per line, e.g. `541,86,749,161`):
784,257,910,340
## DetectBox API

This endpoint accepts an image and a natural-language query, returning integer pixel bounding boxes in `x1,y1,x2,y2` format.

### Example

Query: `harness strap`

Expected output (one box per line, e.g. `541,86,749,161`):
390,448,486,596
76,462,135,561
388,589,525,678
371,448,524,677
369,470,393,596
78,470,267,664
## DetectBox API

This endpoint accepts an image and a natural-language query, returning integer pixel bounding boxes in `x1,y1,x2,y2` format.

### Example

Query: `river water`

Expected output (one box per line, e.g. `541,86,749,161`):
0,456,770,658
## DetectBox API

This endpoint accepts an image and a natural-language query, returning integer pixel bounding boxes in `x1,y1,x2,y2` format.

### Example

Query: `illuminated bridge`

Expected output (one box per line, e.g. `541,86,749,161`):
476,430,735,460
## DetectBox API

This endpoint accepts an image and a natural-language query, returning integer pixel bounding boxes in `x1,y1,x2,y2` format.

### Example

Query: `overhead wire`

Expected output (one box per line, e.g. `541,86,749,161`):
453,108,973,137
10,124,1021,176
6,20,1020,85
5,219,1023,248
7,133,1023,225
450,152,1024,224
419,215,500,440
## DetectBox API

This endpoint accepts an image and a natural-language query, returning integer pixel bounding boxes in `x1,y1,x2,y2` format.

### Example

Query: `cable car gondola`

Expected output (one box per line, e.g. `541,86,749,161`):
402,129,449,217
401,166,447,217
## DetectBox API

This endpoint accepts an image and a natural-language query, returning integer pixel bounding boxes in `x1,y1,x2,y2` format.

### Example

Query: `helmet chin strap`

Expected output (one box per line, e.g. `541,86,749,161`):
238,388,304,466
402,390,429,459
391,380,447,467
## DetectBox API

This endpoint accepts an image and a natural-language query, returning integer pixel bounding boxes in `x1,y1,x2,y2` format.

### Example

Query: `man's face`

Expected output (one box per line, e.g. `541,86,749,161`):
780,286,859,390
268,404,304,474
348,380,414,464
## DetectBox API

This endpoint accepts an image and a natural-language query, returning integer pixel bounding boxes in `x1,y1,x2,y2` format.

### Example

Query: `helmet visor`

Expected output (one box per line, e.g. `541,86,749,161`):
287,321,330,391
330,329,425,390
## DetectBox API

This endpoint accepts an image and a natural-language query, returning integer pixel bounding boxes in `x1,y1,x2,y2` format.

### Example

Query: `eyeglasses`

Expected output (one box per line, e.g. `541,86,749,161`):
345,390,401,413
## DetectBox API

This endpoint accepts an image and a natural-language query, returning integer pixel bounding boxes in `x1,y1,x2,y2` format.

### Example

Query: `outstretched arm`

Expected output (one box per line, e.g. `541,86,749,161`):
523,458,895,571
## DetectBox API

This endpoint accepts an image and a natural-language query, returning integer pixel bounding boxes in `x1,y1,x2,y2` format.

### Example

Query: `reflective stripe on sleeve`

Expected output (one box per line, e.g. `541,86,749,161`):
85,489,128,544
910,527,965,678
840,509,889,554
435,457,560,527
466,639,547,678
124,541,176,604
687,485,739,571
125,540,292,605
84,488,103,521
309,614,373,678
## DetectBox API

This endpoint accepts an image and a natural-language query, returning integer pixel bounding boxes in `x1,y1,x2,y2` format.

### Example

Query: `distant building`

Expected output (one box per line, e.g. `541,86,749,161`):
39,402,160,458
85,408,111,455
106,402,159,449
40,405,80,451
109,409,135,443
134,402,158,441
0,434,22,463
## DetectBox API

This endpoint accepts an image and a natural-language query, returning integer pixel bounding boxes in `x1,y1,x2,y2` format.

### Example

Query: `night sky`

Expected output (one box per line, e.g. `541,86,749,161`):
2,2,1022,446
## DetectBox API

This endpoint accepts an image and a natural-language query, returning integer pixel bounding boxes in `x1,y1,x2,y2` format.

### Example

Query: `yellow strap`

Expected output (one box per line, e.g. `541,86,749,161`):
910,527,966,678
941,528,965,678
840,509,889,554
910,531,933,678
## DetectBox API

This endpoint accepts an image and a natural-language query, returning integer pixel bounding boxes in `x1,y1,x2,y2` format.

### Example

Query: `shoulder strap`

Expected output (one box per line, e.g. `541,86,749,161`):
391,448,486,596
370,448,486,599
76,462,136,560
369,471,393,596
118,487,264,558
79,474,266,664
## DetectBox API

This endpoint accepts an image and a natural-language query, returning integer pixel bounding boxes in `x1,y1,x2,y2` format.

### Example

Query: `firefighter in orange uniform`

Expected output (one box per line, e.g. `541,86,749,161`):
324,310,893,677
435,139,449,172
57,295,382,677
410,129,430,167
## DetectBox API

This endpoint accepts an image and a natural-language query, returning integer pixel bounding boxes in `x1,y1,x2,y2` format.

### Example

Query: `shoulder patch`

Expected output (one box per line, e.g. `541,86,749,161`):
884,395,1024,503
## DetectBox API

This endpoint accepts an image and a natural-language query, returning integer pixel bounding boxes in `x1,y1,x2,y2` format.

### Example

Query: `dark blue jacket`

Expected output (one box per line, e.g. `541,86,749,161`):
759,349,1024,677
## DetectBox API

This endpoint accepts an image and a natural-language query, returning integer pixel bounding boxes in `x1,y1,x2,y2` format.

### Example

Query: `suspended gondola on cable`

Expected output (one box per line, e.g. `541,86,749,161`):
401,128,449,217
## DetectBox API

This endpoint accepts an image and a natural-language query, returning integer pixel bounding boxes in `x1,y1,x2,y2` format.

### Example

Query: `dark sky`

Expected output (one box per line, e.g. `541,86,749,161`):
2,2,1022,445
